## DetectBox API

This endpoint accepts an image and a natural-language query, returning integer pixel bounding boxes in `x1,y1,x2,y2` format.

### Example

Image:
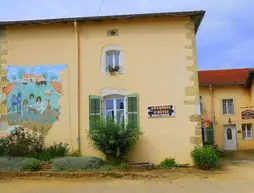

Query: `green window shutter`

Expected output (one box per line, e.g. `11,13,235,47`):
126,93,139,129
89,95,102,130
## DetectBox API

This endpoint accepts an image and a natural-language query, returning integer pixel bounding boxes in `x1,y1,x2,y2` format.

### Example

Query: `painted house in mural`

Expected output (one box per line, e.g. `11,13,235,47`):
199,68,254,150
0,10,205,164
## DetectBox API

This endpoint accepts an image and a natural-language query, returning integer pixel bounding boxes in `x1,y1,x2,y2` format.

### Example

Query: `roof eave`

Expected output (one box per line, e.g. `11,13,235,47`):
0,10,205,32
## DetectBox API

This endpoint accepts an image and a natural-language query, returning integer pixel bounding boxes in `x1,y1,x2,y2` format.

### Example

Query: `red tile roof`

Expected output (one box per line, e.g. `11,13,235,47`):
198,68,253,86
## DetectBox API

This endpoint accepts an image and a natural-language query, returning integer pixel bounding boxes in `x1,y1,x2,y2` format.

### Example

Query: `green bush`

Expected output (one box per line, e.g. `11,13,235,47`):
21,158,41,172
51,157,104,171
159,158,176,168
0,127,46,157
88,120,142,164
34,143,69,161
191,146,219,170
0,138,10,156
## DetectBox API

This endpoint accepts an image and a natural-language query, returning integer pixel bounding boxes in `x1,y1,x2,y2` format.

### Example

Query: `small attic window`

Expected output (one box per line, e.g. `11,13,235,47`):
107,29,119,37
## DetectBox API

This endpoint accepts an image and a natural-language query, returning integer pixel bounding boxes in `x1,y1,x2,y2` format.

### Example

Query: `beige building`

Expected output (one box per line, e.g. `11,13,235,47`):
0,10,205,164
199,68,254,150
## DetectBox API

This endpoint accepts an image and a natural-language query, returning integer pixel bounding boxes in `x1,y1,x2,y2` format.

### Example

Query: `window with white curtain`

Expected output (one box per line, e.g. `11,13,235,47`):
222,99,234,115
242,124,252,140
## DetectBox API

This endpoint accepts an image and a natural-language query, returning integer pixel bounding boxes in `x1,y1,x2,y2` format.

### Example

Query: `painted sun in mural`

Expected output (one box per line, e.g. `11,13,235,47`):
1,65,68,131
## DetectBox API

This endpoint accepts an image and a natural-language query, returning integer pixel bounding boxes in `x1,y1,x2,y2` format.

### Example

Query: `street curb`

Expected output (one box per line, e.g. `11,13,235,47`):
0,171,161,179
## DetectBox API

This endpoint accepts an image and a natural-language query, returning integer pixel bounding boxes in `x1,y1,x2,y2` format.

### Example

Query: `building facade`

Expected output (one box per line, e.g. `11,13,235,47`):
199,68,254,150
0,11,205,164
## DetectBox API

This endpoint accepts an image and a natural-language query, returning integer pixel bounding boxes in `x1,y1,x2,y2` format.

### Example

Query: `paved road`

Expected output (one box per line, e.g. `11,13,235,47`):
1,163,254,193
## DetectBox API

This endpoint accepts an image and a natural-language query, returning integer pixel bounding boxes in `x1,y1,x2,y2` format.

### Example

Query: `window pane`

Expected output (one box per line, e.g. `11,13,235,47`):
114,53,120,66
116,109,124,124
116,99,124,110
228,100,234,114
106,99,114,110
227,128,232,140
106,110,114,120
106,53,114,66
247,124,252,139
222,100,227,114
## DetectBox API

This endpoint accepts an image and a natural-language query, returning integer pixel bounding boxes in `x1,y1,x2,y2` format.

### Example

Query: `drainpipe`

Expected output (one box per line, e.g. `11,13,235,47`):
209,84,215,123
74,21,81,153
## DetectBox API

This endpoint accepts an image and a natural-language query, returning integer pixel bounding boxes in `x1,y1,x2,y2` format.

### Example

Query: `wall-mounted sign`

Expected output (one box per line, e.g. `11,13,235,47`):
241,110,254,119
147,105,175,118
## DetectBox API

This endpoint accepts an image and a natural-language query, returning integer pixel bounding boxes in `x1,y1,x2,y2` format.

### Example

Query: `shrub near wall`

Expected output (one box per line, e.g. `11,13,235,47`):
88,120,142,165
191,146,220,170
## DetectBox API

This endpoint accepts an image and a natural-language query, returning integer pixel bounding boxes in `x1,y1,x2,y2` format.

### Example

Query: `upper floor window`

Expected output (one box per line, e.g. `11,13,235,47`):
242,124,252,140
106,51,120,68
101,45,125,75
222,99,234,115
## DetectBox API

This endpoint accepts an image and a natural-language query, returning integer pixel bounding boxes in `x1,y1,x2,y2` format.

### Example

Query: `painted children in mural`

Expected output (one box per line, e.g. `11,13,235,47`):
28,94,35,107
34,96,46,115
21,99,28,114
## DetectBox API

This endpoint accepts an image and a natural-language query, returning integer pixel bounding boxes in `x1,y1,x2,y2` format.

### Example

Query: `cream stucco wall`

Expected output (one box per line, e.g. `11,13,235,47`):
1,24,79,151
200,86,254,150
1,16,201,164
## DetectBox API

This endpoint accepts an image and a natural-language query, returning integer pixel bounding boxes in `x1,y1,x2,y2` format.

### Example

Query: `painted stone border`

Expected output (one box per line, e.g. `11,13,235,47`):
184,20,202,145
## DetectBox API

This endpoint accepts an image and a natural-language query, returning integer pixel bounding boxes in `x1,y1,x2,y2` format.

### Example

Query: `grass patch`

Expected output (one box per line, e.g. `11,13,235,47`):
159,158,176,168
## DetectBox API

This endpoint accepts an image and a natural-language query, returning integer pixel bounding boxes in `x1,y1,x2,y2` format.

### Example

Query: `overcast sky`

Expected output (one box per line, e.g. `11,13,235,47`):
1,0,253,70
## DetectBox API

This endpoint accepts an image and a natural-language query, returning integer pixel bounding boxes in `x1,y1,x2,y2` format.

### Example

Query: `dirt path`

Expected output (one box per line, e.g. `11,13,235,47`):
1,163,254,193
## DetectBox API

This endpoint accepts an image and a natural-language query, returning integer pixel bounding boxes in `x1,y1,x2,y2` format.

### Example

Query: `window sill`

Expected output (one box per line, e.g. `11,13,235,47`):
222,114,235,116
243,138,253,140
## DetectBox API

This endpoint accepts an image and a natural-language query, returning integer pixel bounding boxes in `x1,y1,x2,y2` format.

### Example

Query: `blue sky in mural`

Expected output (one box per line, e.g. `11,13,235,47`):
0,0,254,69
5,65,68,82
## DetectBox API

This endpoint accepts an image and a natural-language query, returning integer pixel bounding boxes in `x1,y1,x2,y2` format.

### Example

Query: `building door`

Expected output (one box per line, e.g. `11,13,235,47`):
224,125,237,150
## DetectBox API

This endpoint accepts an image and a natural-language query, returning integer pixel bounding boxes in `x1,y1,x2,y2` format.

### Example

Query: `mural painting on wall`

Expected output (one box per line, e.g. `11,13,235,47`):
1,65,67,131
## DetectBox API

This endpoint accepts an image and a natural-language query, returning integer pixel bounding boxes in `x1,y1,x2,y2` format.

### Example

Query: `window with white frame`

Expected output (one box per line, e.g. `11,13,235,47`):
222,99,234,115
242,124,252,140
104,97,125,125
89,92,138,130
106,51,120,68
101,45,125,74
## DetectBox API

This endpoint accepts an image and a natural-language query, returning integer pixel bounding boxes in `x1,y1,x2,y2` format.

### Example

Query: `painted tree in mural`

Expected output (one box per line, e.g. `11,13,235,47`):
17,69,25,79
11,75,16,81
42,71,48,80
